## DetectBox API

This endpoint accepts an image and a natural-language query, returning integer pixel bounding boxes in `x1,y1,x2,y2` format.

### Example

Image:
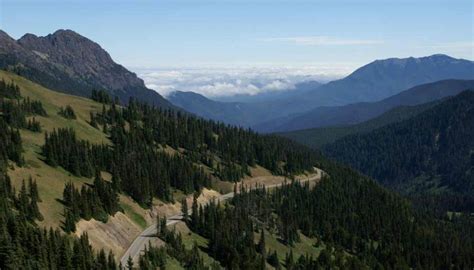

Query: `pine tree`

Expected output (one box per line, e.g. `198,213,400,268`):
63,207,76,233
268,250,280,269
285,250,294,270
191,194,199,230
28,176,41,202
257,229,266,258
181,198,189,224
127,256,134,270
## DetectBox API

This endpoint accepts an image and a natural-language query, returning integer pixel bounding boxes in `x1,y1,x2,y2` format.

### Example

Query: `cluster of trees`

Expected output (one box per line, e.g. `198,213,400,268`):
1,98,46,129
0,113,118,269
186,196,266,269
58,105,76,119
62,173,121,232
151,215,215,270
0,79,21,98
42,128,109,178
19,97,47,116
26,117,42,132
90,89,115,104
324,91,474,212
15,177,43,222
1,80,46,130
278,248,366,270
0,117,23,165
136,244,167,270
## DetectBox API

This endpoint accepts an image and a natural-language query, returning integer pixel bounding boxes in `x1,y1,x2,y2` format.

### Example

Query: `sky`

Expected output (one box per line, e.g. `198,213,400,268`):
1,0,473,97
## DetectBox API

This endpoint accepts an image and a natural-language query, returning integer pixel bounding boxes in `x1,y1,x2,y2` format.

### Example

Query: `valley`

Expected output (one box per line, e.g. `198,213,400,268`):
0,18,473,269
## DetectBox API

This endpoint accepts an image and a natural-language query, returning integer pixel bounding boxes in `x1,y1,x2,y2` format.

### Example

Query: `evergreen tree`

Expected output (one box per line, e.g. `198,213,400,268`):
181,197,189,224
126,256,133,270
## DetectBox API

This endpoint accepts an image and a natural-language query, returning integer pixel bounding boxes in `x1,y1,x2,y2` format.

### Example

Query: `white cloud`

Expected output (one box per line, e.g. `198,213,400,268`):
260,36,384,46
261,80,295,91
136,66,350,98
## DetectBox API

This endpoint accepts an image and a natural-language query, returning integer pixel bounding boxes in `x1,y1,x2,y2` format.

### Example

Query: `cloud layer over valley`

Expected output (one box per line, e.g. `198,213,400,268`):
135,66,350,98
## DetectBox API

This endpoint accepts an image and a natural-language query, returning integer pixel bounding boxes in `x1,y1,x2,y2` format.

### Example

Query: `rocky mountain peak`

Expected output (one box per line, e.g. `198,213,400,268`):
16,29,144,90
0,29,175,108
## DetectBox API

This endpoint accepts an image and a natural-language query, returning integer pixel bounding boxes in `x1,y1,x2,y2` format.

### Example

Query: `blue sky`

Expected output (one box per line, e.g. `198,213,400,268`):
1,0,472,70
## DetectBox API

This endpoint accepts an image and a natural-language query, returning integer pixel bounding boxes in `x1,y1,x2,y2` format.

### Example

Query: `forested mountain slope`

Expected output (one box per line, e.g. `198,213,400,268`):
280,100,439,149
0,69,316,225
148,156,474,269
0,29,175,108
324,90,474,197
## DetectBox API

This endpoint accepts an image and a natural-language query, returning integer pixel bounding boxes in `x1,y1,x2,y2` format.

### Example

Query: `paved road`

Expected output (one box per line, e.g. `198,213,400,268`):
120,169,322,266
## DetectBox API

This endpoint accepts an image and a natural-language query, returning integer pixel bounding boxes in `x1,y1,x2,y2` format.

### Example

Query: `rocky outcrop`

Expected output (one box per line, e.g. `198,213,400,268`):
0,29,175,108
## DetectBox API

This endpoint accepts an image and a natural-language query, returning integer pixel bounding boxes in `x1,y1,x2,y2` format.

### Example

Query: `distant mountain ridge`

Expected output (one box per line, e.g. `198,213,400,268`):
259,79,474,132
168,81,322,127
0,29,175,108
168,54,474,129
168,91,255,126
299,54,474,105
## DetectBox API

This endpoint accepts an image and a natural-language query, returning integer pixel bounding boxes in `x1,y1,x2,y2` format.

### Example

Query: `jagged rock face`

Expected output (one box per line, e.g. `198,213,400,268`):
0,29,174,108
17,30,144,90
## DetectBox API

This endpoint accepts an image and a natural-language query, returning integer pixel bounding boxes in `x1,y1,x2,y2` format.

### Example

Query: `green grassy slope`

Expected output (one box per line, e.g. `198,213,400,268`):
0,70,113,227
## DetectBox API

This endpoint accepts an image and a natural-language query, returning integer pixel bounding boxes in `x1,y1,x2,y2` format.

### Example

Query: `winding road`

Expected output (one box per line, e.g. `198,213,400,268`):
120,169,323,266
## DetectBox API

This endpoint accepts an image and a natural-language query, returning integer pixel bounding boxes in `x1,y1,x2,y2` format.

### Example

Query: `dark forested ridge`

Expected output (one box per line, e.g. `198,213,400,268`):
325,90,474,206
280,100,439,149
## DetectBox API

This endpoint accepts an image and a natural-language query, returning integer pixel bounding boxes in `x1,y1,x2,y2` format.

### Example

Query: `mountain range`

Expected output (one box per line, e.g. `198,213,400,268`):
167,54,474,130
0,29,174,108
260,79,474,132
